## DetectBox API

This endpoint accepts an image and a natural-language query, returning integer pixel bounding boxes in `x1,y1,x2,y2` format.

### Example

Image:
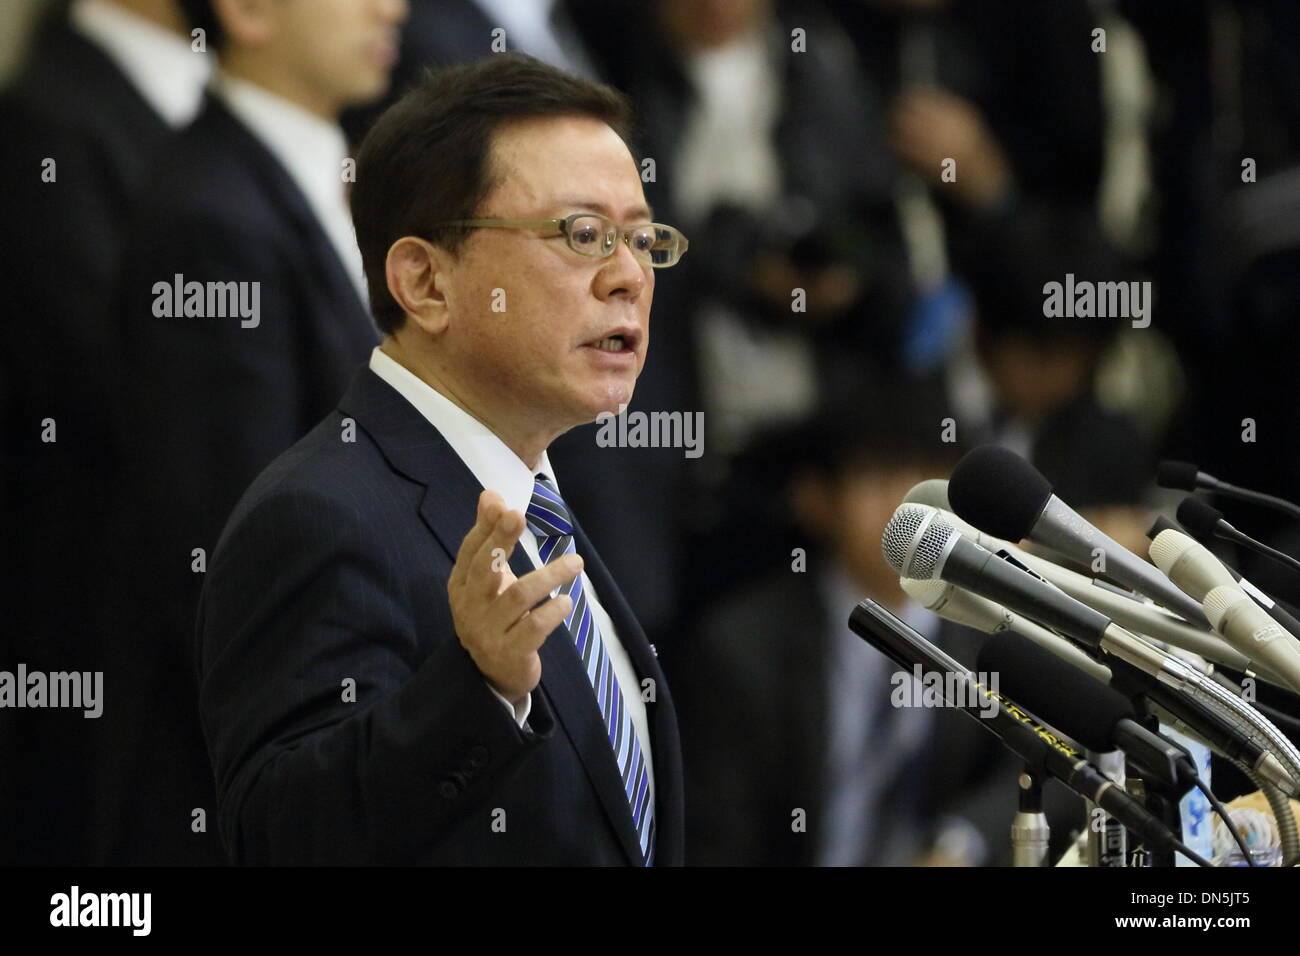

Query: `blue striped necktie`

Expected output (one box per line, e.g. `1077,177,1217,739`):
526,475,655,865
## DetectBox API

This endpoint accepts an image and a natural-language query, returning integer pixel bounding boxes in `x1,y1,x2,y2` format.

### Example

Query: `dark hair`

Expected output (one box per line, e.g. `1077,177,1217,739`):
964,204,1129,348
175,0,226,52
742,373,963,492
352,54,637,335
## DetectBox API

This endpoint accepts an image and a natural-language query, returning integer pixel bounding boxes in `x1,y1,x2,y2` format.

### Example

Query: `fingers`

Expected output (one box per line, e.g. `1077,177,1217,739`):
469,506,525,601
448,490,504,592
506,592,574,650
489,553,583,634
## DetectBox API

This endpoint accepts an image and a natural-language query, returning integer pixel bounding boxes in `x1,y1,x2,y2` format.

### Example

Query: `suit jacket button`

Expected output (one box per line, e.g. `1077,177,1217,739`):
467,745,489,769
438,779,460,800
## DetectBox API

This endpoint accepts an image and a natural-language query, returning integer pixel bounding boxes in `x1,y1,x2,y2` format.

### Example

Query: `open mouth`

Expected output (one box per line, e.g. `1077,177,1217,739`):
583,329,640,355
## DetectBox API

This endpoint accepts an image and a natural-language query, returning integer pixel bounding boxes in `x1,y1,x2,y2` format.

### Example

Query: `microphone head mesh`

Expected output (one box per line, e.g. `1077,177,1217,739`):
1148,528,1192,575
882,503,955,578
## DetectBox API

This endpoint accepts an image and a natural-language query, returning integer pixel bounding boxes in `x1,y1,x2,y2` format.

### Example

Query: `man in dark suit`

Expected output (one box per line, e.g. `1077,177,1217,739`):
197,54,686,864
0,0,210,865
106,0,404,863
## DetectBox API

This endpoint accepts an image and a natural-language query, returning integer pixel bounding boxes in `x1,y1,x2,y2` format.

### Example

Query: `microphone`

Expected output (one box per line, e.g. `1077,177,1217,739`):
1203,585,1300,695
1154,504,1300,632
1150,523,1300,654
1158,460,1300,523
882,503,1109,646
905,488,1261,678
1148,527,1299,686
978,631,1198,793
882,503,1300,795
1149,528,1238,602
1177,496,1300,580
846,598,1193,862
900,576,1112,682
903,478,954,512
949,445,1210,627
897,574,1268,755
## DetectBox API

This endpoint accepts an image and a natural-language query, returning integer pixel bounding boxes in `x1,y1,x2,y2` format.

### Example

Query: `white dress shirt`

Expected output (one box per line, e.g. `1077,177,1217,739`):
212,70,369,305
70,0,211,129
366,348,655,799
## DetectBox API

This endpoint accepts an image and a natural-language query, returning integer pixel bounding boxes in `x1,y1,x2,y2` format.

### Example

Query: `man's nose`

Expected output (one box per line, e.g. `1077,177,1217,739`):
593,238,648,301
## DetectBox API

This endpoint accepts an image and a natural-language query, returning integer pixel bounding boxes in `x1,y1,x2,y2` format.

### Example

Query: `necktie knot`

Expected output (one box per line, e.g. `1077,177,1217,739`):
526,475,574,540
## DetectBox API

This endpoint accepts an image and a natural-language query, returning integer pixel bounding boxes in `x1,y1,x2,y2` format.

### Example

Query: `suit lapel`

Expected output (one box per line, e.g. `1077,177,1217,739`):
339,368,646,864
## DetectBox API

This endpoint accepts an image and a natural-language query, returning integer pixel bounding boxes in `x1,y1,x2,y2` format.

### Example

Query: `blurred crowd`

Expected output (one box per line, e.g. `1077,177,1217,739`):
3,0,1299,867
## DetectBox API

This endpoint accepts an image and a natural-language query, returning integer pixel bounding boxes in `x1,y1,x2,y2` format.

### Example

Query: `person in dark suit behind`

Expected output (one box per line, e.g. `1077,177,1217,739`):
106,0,405,864
0,0,210,865
677,384,1082,865
196,54,687,864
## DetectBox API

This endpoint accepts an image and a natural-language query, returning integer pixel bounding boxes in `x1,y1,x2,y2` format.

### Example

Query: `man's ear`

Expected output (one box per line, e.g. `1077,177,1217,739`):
212,0,279,46
386,236,453,335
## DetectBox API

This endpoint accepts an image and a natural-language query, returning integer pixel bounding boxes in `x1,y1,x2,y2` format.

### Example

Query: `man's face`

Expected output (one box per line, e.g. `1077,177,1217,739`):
270,0,406,109
438,115,655,434
835,465,934,589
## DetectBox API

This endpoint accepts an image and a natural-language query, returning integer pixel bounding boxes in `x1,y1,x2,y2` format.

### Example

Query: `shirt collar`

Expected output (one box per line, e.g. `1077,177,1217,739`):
212,69,349,216
367,347,556,518
70,0,211,128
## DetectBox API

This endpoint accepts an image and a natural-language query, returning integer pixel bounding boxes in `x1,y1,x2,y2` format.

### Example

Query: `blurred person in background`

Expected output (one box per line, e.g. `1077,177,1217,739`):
0,0,210,865
676,384,1081,865
830,0,1105,259
576,0,912,448
104,0,406,864
958,207,1155,555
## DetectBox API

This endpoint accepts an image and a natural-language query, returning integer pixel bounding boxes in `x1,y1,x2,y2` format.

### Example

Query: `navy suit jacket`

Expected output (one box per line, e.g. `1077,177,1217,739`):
197,367,686,865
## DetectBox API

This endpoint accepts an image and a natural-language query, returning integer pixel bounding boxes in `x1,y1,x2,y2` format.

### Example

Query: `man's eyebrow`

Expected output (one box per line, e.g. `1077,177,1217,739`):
552,199,655,221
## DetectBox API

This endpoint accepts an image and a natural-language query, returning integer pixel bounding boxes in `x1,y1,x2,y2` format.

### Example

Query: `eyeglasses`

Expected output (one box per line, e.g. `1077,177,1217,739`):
432,212,689,268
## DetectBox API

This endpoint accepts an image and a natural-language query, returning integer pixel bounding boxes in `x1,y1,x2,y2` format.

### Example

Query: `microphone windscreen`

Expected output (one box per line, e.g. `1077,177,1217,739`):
949,445,1053,541
1147,514,1180,541
977,631,1130,753
1176,496,1225,543
1157,460,1200,491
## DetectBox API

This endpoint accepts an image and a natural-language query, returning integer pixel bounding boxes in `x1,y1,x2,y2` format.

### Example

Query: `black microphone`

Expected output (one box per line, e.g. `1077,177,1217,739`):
949,445,1209,627
1158,460,1300,523
1177,496,1300,580
847,599,1191,860
978,631,1197,793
